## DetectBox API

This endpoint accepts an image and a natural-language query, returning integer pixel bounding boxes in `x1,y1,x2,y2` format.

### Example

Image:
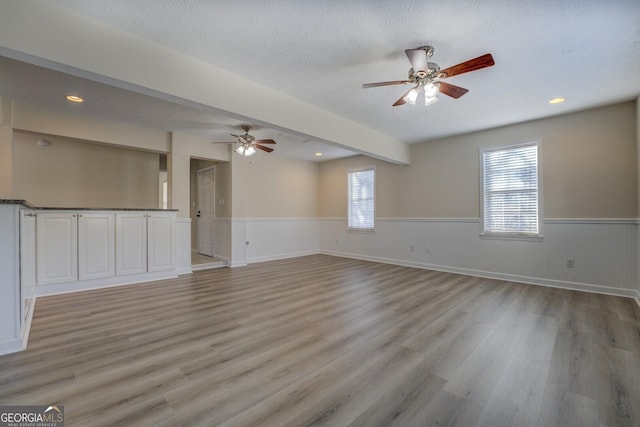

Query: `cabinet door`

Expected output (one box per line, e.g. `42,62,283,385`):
116,213,147,276
20,211,37,323
147,213,175,272
36,213,78,286
78,213,115,281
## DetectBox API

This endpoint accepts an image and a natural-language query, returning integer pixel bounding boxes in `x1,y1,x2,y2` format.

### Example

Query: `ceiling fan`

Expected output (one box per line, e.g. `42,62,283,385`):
214,125,277,157
362,45,494,106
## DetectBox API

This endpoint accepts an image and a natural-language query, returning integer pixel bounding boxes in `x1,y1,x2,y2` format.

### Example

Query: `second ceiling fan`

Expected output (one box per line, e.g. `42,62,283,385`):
362,45,495,106
213,125,277,157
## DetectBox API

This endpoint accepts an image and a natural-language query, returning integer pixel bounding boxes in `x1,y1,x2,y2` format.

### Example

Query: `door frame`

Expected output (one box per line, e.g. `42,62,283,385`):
196,166,215,257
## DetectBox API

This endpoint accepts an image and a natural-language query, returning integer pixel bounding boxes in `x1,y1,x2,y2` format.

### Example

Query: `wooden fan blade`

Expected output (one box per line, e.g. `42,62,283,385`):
254,139,276,144
405,48,428,72
392,87,414,107
362,80,411,88
439,53,495,78
255,144,273,153
230,134,241,138
438,82,469,99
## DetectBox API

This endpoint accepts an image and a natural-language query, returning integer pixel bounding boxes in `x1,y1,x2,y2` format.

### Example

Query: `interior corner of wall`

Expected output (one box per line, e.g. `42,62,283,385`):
0,97,14,126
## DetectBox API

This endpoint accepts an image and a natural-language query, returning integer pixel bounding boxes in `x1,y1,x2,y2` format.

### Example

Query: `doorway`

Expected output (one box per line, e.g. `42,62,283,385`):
196,166,215,257
190,158,228,270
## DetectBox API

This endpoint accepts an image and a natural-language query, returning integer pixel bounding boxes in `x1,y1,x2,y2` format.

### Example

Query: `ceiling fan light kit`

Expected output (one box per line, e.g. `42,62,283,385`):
235,143,256,156
213,125,277,156
363,45,494,107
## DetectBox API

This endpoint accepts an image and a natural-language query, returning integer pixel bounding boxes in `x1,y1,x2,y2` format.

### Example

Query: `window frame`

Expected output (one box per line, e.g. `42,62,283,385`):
479,141,543,240
346,166,376,232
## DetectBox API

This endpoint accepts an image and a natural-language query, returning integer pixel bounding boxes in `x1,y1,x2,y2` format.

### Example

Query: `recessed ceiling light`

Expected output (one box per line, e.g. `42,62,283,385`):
65,95,84,103
315,152,323,157
549,97,566,104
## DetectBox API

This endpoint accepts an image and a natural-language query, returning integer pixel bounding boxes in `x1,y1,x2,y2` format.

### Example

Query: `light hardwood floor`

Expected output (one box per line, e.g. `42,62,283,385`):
1,255,639,426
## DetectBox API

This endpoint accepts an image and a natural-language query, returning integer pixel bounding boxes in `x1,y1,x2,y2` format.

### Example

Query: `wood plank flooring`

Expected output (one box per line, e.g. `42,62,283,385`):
1,254,639,426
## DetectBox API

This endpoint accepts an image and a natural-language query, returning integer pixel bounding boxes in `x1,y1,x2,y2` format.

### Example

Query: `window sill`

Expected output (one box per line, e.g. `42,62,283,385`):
479,233,543,242
347,227,375,234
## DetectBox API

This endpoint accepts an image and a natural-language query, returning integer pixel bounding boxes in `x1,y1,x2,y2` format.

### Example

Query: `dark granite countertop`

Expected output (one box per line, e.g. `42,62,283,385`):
0,199,178,212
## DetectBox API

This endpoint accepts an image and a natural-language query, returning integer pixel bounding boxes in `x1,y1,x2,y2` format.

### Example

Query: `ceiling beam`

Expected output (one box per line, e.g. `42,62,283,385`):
0,0,410,164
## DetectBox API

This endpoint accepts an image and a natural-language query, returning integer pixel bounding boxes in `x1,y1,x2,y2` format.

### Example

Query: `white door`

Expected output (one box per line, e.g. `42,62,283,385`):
196,167,215,257
36,212,78,286
78,213,115,280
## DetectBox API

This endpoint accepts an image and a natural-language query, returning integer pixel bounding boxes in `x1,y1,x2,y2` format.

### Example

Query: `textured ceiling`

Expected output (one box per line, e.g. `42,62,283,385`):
3,1,640,160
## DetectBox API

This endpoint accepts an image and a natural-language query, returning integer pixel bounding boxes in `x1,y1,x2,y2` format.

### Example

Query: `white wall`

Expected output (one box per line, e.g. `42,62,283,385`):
637,96,640,297
168,131,230,217
0,98,13,198
12,102,170,153
230,152,320,266
320,218,637,296
319,102,639,297
0,205,19,352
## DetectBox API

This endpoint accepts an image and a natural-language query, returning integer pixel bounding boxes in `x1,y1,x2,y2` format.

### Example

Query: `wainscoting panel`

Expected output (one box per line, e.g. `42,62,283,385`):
320,218,638,297
175,218,192,275
238,218,320,264
214,218,231,263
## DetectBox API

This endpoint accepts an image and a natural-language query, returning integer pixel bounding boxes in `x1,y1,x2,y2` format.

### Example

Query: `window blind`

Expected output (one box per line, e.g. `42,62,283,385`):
482,143,539,234
348,168,375,229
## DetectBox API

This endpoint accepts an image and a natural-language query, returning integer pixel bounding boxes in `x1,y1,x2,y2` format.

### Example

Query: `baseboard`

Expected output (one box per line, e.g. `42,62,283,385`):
246,249,320,265
635,290,640,308
321,250,639,299
34,270,178,297
177,266,193,275
229,260,248,268
0,337,25,356
0,296,35,355
19,296,36,352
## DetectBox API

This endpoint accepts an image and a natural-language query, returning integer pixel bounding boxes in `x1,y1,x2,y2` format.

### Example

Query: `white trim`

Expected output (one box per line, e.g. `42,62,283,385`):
34,270,178,297
177,266,193,275
479,140,543,237
0,296,37,355
229,260,248,268
479,233,544,242
378,217,480,223
545,218,640,225
19,292,35,350
321,249,639,299
346,228,375,233
0,337,25,356
324,217,639,225
228,217,318,223
247,249,319,264
347,166,376,231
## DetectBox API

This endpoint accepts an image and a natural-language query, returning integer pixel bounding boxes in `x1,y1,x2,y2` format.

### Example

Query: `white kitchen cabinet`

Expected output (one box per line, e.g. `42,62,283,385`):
116,212,176,275
1,202,179,355
147,212,175,272
36,212,78,286
0,203,24,355
116,213,148,276
78,213,115,281
19,210,37,324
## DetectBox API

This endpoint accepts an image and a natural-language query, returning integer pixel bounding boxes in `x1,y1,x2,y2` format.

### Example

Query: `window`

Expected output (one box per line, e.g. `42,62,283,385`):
347,168,375,230
481,142,541,236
